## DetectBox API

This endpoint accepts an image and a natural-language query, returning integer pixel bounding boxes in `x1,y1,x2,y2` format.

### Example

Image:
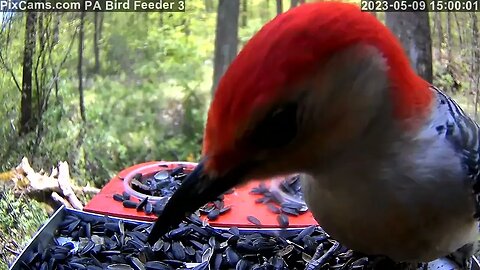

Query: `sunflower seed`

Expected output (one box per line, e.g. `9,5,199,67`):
213,200,224,209
246,216,262,226
192,261,209,270
113,194,124,202
122,192,131,200
79,240,95,256
130,257,145,270
225,247,241,266
122,200,138,208
207,209,220,220
185,246,196,256
211,253,222,269
154,171,170,181
107,264,134,270
219,206,231,214
267,203,281,214
171,241,186,260
144,203,153,215
170,166,184,177
144,261,172,270
255,197,269,204
201,247,213,263
235,259,252,270
281,206,299,216
277,214,289,228
137,197,149,211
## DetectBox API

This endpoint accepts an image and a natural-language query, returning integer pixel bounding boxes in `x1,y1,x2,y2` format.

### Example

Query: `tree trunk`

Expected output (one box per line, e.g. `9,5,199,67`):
37,14,44,47
241,0,247,27
453,13,463,48
445,11,461,92
434,12,443,61
78,11,86,122
93,12,103,74
53,13,60,46
385,12,433,83
212,0,240,94
290,0,298,9
20,11,37,135
35,13,44,115
205,0,213,12
446,12,453,64
471,13,479,118
182,18,190,36
276,0,282,15
261,0,270,21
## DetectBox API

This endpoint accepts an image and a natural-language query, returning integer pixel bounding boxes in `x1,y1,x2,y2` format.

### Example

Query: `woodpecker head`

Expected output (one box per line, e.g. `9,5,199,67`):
147,1,432,244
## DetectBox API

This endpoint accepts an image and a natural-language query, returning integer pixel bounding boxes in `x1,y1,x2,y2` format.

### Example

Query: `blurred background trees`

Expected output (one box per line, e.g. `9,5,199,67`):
386,11,433,83
212,0,239,93
0,0,479,267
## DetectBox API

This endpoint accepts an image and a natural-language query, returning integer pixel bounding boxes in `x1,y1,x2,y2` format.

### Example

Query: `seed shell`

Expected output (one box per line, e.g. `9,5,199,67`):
122,200,138,208
207,209,220,220
136,197,149,211
246,216,262,226
277,214,289,228
113,194,124,202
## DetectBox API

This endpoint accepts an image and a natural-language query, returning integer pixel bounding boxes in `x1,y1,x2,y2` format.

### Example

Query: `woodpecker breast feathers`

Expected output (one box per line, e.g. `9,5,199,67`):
148,1,480,267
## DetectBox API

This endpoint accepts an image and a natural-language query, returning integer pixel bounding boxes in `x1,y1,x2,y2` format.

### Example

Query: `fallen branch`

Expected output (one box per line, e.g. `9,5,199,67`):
4,157,100,210
57,162,83,210
51,191,73,209
80,186,101,194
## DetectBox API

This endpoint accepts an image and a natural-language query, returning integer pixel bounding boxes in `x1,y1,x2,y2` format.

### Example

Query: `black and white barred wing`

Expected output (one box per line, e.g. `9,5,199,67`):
432,86,480,218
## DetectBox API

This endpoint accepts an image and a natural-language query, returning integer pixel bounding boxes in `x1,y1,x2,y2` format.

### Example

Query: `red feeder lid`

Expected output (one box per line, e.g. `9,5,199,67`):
84,161,318,229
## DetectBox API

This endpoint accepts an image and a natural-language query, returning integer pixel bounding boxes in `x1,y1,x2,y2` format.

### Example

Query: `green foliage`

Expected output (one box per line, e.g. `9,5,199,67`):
0,2,231,265
0,4,219,181
0,189,48,269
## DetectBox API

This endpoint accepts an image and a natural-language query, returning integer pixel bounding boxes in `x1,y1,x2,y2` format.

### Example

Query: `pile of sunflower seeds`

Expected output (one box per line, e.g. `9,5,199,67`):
250,177,309,228
113,166,232,219
277,175,304,201
19,212,395,270
115,166,307,227
130,166,188,197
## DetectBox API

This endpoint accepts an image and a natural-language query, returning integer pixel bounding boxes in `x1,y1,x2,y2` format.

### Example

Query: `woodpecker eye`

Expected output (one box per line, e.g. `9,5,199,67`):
245,103,298,148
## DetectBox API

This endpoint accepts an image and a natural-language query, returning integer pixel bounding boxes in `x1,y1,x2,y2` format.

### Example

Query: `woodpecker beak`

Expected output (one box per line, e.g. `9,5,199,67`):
147,160,252,245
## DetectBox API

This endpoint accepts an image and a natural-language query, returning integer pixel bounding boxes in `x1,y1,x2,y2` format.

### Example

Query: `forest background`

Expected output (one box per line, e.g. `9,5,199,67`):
0,0,478,268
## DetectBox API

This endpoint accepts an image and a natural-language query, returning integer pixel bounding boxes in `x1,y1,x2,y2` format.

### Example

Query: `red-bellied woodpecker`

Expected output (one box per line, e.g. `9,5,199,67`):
148,2,480,268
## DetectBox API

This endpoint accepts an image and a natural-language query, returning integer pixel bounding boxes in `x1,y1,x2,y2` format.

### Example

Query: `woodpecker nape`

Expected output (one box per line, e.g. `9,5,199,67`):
147,2,480,268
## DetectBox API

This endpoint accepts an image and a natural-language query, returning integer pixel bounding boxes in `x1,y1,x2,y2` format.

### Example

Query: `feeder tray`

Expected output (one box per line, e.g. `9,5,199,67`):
10,206,478,270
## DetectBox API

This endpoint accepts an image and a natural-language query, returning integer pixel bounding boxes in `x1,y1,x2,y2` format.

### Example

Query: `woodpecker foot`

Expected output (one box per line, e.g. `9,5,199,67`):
305,241,340,270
